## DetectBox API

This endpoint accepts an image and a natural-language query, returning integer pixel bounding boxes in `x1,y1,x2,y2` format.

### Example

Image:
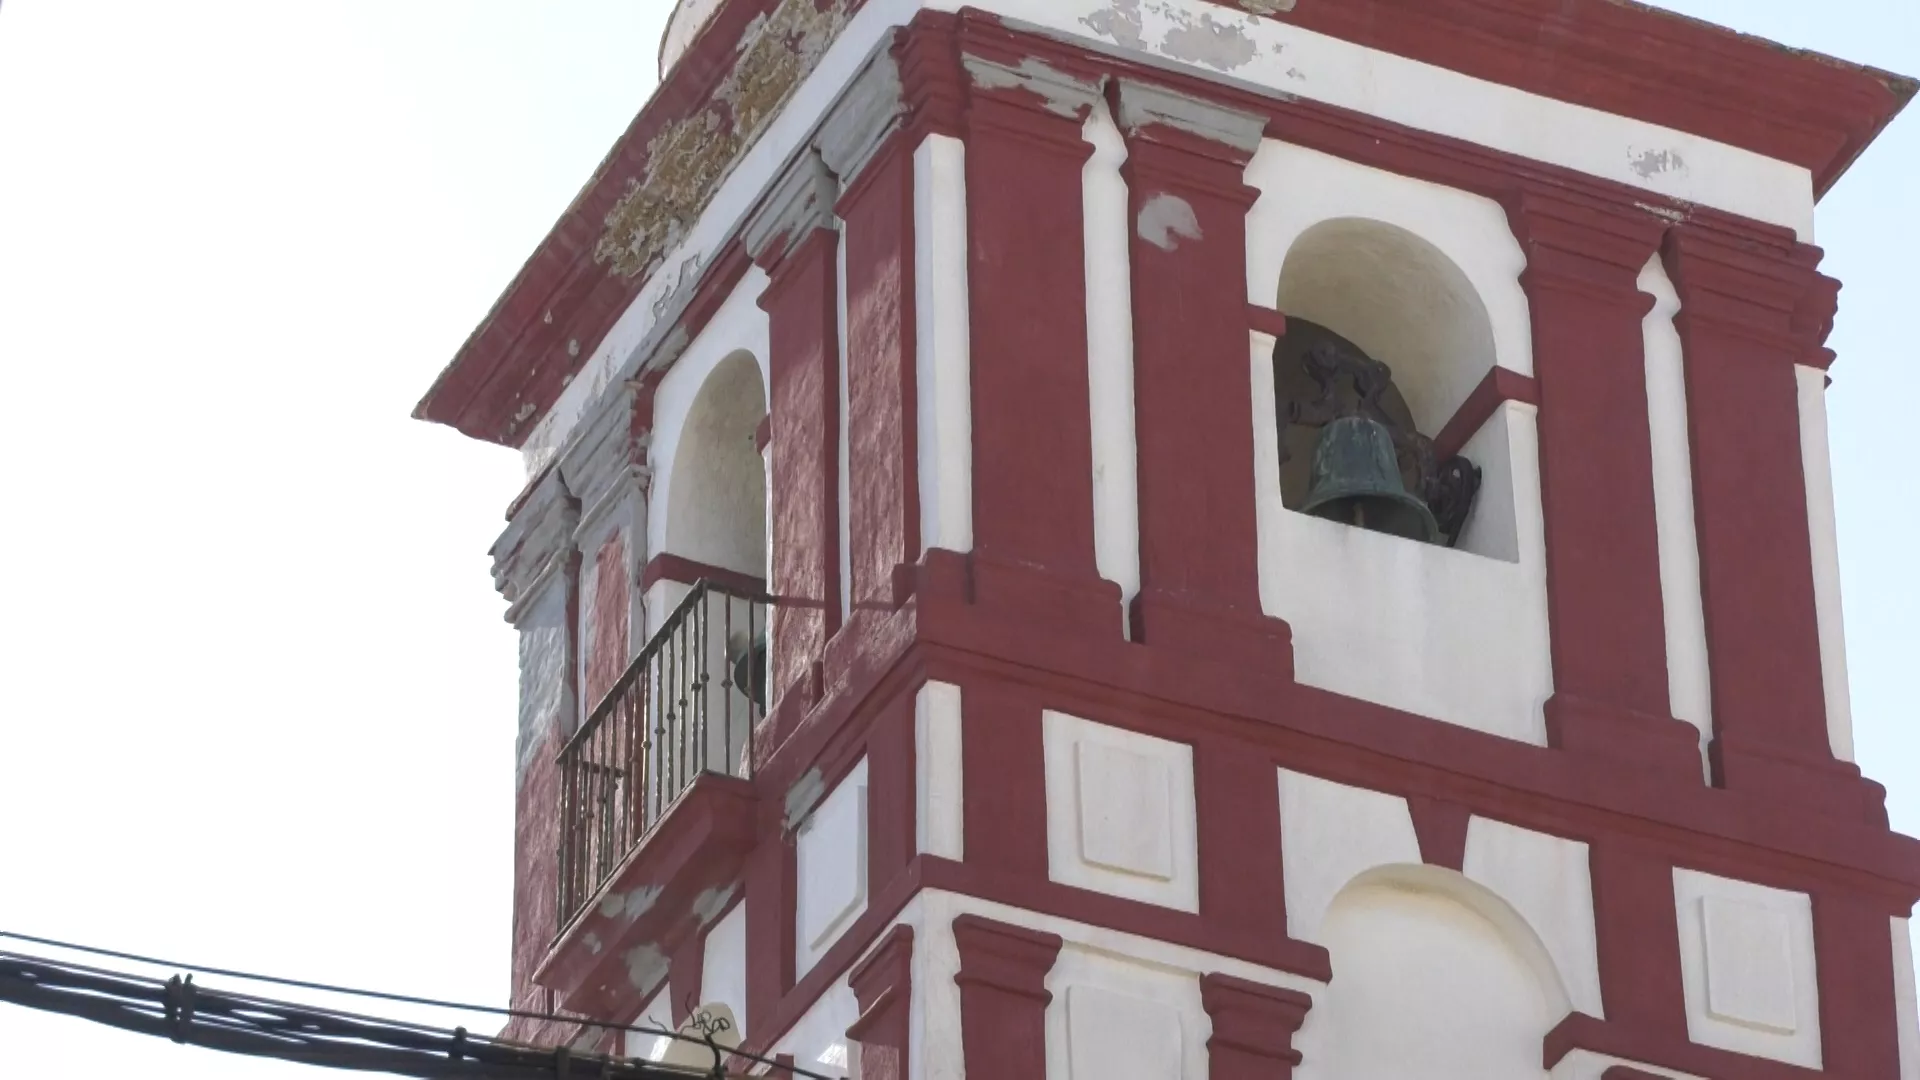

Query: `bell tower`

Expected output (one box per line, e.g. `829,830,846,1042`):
415,2,1920,1077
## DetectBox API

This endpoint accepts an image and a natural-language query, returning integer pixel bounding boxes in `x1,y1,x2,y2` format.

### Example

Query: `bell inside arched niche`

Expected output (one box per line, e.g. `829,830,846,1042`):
1274,318,1482,547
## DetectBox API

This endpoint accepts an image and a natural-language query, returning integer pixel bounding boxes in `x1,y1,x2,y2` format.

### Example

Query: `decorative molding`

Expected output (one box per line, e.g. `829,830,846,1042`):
1199,973,1312,1077
1113,78,1267,158
744,152,840,270
598,0,851,281
844,925,913,1080
816,50,906,189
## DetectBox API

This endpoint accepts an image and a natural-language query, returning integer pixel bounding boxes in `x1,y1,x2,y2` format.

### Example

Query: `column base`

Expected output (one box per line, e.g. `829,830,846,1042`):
1710,736,1888,827
1129,587,1294,679
1545,693,1702,785
902,548,1124,639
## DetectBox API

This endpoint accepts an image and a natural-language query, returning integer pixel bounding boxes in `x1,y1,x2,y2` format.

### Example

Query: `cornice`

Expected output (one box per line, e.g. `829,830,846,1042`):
414,0,1910,452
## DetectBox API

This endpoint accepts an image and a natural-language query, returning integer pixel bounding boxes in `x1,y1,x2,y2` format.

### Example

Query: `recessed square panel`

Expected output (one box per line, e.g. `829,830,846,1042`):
1075,740,1175,881
1043,711,1198,912
1701,895,1799,1035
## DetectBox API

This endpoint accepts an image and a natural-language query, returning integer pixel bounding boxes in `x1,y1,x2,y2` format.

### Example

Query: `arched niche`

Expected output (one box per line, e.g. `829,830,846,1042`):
1294,865,1562,1080
661,349,768,579
1272,217,1514,560
1276,217,1497,434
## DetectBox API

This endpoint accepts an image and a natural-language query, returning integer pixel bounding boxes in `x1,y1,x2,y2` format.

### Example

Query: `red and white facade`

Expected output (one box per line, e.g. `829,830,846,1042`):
416,2,1920,1077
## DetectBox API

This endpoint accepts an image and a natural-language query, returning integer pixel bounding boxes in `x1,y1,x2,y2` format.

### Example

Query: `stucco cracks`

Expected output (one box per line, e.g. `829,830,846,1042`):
595,0,851,281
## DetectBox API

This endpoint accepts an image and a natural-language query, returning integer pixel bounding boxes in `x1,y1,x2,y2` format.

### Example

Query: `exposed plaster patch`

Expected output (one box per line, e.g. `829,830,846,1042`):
1636,201,1690,224
598,884,665,921
692,885,737,926
785,768,827,831
1153,2,1263,72
1630,147,1690,179
1081,0,1147,51
584,931,604,957
623,943,669,991
1237,0,1296,11
963,54,1102,119
595,0,850,280
1137,192,1203,250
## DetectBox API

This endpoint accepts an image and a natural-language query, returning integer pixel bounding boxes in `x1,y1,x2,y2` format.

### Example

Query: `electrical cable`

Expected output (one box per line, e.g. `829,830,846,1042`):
0,931,834,1080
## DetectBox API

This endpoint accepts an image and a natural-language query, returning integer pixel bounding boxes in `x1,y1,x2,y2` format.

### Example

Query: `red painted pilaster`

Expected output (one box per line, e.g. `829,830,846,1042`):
1505,189,1699,779
1587,839,1688,1043
952,915,1062,1079
958,681,1049,880
836,147,919,613
958,45,1121,636
1662,222,1881,822
1199,974,1312,1080
845,926,915,1080
1811,889,1903,1077
1196,738,1288,944
750,157,844,717
1115,80,1292,670
743,835,796,1040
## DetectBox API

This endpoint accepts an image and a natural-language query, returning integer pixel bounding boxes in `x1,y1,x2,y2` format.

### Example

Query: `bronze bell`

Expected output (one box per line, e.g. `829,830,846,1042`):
730,632,768,710
1300,416,1440,544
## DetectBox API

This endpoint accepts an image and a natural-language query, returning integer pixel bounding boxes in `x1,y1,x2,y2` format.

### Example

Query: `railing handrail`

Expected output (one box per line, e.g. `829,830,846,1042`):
560,576,773,762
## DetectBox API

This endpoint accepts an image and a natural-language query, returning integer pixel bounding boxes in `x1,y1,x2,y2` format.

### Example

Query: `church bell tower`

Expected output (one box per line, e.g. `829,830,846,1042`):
415,1,1920,1076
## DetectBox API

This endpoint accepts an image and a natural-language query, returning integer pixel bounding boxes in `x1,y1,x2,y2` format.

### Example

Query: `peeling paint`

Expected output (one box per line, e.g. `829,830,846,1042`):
785,767,827,830
1636,201,1690,224
584,931,604,956
963,54,1102,119
1237,0,1296,11
1081,0,1146,51
1629,148,1689,179
598,884,665,921
692,884,737,926
1137,192,1203,251
1154,3,1262,72
595,0,850,280
623,943,669,991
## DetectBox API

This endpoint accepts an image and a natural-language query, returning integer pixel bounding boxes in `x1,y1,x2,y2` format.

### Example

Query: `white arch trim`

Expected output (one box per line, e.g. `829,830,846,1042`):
1277,770,1604,1018
646,267,772,566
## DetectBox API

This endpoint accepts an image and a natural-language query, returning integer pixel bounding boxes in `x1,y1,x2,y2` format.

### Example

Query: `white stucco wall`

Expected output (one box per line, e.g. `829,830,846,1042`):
703,900,751,1039
1043,711,1200,913
1081,96,1140,624
1895,916,1920,1080
913,132,974,555
1672,868,1823,1069
1798,364,1855,762
796,758,870,978
1641,256,1713,775
1277,769,1605,1079
967,0,1814,238
892,890,1323,1080
1246,142,1553,744
914,680,965,861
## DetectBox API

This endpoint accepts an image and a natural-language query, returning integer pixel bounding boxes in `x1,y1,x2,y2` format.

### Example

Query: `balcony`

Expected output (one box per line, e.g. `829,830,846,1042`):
556,578,770,931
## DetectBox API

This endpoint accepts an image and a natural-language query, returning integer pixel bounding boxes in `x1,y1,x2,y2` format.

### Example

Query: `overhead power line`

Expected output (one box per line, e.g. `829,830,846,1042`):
0,931,833,1080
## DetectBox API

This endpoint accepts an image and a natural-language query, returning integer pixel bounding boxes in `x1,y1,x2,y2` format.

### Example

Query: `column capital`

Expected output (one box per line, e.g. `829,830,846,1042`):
1663,221,1840,367
845,926,915,1080
1200,974,1313,1076
745,152,839,273
1114,79,1266,164
951,915,1062,1002
817,50,906,196
1505,186,1668,310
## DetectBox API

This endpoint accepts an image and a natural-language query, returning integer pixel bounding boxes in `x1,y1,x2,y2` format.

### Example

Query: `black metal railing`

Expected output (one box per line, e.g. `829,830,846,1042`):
556,578,770,929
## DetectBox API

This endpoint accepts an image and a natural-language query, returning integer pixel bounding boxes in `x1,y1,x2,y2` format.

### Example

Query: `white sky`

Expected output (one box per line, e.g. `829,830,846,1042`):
0,2,1914,1077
